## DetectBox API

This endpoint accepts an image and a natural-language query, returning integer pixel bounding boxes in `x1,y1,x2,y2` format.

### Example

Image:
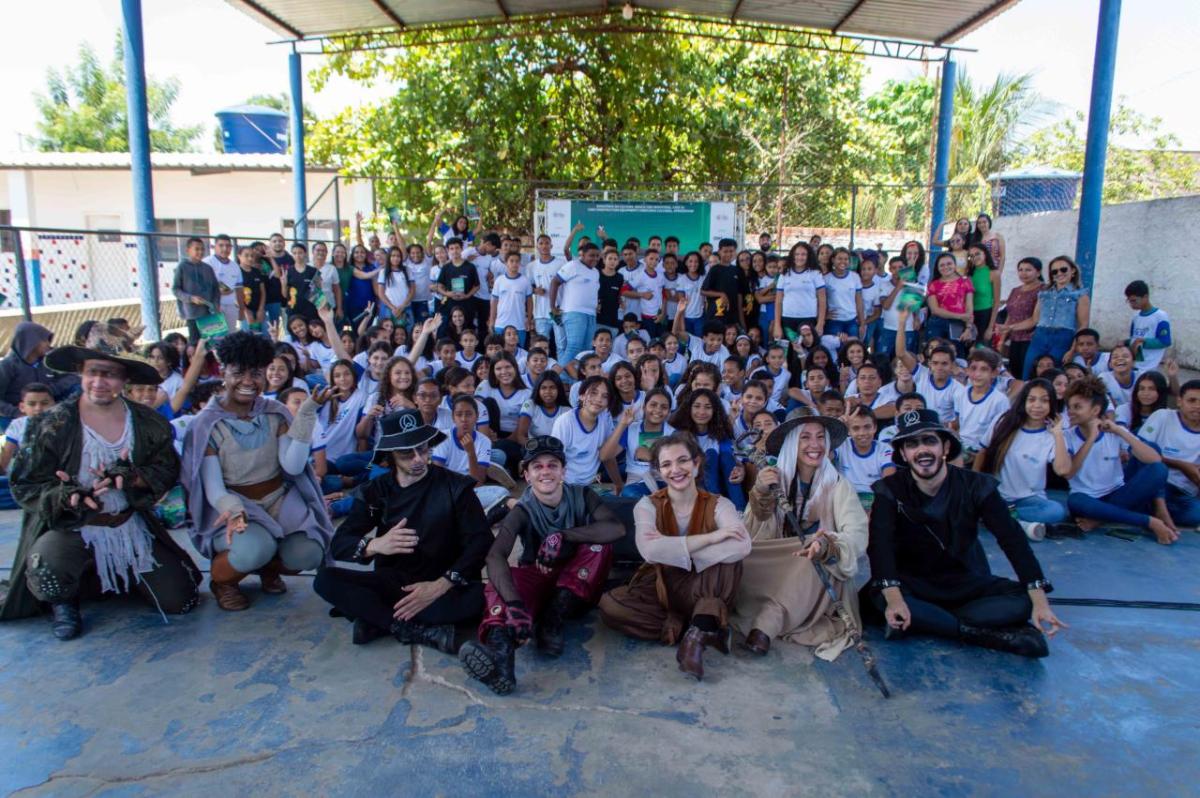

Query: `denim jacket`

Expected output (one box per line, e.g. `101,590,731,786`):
1037,286,1086,330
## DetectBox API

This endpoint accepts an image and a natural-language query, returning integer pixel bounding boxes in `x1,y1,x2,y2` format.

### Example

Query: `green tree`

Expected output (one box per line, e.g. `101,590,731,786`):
1019,102,1199,203
308,15,863,235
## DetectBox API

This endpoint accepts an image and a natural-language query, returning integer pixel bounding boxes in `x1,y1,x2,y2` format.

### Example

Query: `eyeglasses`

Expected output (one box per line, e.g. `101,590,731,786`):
394,443,431,461
525,436,564,454
1050,267,1070,276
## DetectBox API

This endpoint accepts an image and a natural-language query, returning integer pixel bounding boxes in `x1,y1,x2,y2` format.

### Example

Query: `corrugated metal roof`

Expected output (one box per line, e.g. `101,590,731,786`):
0,152,338,172
225,0,1021,46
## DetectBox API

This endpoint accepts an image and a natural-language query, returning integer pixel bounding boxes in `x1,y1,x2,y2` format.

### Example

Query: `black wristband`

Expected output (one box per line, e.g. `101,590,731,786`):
1025,579,1053,593
353,535,372,562
443,569,469,588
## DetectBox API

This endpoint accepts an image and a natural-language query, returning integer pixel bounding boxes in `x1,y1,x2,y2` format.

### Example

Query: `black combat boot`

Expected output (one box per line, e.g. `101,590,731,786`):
459,626,518,695
958,623,1049,658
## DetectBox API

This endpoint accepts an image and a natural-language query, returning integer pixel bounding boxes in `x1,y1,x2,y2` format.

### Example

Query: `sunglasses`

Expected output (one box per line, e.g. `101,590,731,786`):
1050,267,1070,276
524,435,564,454
394,443,431,460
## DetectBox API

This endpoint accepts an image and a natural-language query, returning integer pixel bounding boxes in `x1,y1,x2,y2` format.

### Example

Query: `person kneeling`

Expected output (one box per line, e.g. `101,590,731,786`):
868,409,1068,657
459,436,623,695
313,409,491,653
598,433,751,681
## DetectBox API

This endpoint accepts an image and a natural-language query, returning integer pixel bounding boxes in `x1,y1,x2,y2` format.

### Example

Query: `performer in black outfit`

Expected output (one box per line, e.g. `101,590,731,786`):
313,409,491,653
868,409,1068,657
459,436,623,695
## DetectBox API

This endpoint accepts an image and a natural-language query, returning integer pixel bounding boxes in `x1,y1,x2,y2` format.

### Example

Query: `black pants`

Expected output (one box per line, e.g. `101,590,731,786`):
1007,340,1031,382
492,433,523,478
26,527,199,614
870,576,1031,640
313,566,484,631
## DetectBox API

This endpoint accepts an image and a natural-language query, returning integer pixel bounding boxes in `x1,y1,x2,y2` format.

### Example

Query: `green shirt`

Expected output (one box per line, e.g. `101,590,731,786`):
971,266,995,312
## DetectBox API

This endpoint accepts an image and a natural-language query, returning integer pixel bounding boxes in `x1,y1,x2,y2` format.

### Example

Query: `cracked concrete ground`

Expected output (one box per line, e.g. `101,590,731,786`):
1,509,1198,797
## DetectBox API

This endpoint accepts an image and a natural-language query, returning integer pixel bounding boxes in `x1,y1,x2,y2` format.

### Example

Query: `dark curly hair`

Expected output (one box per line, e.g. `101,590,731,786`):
215,330,276,370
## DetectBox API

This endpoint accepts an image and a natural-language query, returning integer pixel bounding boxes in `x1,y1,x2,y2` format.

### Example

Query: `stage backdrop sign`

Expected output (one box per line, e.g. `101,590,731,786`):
544,199,737,255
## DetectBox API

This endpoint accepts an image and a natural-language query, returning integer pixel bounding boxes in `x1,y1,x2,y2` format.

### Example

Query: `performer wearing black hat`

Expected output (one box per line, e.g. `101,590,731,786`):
868,409,1067,657
313,408,491,653
459,435,624,695
1,340,200,637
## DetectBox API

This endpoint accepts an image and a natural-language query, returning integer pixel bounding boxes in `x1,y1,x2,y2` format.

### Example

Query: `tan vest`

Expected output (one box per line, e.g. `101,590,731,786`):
647,487,719,538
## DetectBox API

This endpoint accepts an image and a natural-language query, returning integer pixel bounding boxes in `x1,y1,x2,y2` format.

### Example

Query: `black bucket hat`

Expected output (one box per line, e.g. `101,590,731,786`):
765,407,848,455
45,340,163,386
373,408,446,458
889,408,962,465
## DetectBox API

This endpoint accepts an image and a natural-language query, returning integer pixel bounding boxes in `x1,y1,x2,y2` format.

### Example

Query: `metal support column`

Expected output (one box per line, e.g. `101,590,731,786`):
333,176,342,244
289,47,308,243
848,185,858,252
121,0,161,339
12,232,33,321
1075,0,1122,295
929,56,956,253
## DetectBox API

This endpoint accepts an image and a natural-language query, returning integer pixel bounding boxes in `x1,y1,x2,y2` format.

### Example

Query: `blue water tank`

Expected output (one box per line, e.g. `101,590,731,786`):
215,105,289,154
987,167,1083,216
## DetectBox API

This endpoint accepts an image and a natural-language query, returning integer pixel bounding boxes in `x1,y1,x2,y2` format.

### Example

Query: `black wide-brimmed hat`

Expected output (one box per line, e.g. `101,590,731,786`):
889,408,962,464
765,407,848,455
374,408,446,457
45,340,163,386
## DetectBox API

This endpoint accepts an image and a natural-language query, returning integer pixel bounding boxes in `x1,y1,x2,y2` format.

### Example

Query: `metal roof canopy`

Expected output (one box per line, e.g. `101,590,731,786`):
226,0,1023,60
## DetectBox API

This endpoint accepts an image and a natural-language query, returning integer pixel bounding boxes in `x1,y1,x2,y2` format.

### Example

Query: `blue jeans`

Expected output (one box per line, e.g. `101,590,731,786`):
824,318,858,338
863,319,881,353
1067,461,1169,528
561,311,596,365
620,480,655,499
1166,485,1200,527
685,317,704,338
1025,327,1075,378
1012,495,1069,524
877,328,917,357
409,303,429,326
265,302,283,325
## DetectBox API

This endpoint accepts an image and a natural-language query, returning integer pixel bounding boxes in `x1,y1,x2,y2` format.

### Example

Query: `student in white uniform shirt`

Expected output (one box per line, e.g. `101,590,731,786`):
750,343,790,407
528,234,565,344
1062,375,1176,545
612,315,652,361
454,328,485,372
516,371,571,442
476,353,531,474
203,233,244,333
414,378,455,435
660,333,689,387
551,376,619,487
822,248,864,339
1100,343,1137,411
974,378,1072,539
730,380,771,438
464,233,504,329
771,241,826,340
834,406,896,505
1065,328,1110,375
431,394,492,484
489,251,533,346
951,349,1014,460
627,248,667,337
0,383,55,475
1137,380,1200,529
845,362,897,421
894,309,963,424
599,387,674,498
671,307,729,368
568,354,605,405
1125,279,1172,372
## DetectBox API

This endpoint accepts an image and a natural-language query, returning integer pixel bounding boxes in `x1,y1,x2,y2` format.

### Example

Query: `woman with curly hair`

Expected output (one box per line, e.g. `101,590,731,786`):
180,331,334,611
669,388,746,510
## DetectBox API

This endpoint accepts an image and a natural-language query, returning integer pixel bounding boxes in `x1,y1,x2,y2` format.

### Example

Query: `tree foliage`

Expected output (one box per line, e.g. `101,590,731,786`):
309,17,864,234
1018,102,1200,204
30,32,201,153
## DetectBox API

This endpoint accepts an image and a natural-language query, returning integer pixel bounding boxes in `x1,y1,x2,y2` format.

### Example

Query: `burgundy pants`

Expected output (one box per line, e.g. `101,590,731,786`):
478,543,613,638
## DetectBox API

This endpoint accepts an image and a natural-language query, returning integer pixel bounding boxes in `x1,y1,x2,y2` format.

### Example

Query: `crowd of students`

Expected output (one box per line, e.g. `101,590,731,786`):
0,211,1194,681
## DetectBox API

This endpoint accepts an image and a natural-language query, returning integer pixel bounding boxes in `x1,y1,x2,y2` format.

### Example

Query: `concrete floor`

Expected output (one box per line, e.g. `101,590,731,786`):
1,509,1197,797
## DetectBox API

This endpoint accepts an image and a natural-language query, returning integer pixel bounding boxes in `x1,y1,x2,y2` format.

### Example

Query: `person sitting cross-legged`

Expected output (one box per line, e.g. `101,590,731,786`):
459,436,624,695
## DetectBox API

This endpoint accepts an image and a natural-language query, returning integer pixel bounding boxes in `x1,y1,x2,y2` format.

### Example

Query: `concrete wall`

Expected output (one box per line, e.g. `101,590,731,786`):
993,194,1199,368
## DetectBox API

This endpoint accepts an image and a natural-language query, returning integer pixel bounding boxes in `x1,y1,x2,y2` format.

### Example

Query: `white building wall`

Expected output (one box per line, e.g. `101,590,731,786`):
993,194,1199,368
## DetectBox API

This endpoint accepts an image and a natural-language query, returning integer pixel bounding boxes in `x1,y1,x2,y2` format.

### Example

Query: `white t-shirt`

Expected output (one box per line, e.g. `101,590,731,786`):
529,257,565,319
878,276,919,332
455,350,484,371
520,401,567,439
776,269,825,318
663,352,688,383
663,274,681,319
1129,308,1171,370
953,381,1013,450
491,273,532,330
1138,408,1200,497
442,394,490,428
623,421,674,479
629,268,665,317
203,255,242,309
466,250,502,301
1065,426,1125,498
1101,372,1135,411
157,370,184,403
687,337,729,368
752,366,790,406
1072,352,1110,376
679,274,705,318
823,271,862,321
551,408,614,486
477,384,531,434
981,421,1056,503
377,269,411,308
4,415,29,447
860,277,884,317
556,260,600,316
432,429,491,472
914,364,964,423
613,329,650,360
835,439,894,493
407,256,434,301
620,265,643,317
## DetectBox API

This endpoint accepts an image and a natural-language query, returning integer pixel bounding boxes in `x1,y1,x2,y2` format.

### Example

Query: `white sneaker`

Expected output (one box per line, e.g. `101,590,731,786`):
1019,520,1046,541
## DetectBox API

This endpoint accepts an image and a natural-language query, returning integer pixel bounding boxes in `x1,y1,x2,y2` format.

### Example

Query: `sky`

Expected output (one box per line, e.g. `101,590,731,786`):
0,0,1197,154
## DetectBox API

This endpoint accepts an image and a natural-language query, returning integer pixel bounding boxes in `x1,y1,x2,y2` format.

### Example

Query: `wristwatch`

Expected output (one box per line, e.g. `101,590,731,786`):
443,570,468,588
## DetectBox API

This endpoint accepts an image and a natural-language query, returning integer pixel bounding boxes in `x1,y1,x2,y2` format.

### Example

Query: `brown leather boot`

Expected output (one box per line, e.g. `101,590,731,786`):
257,558,288,595
743,628,771,656
209,552,250,611
675,625,706,681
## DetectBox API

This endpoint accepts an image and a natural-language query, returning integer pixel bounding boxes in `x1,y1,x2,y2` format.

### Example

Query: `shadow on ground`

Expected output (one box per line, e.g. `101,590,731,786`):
1,509,1197,797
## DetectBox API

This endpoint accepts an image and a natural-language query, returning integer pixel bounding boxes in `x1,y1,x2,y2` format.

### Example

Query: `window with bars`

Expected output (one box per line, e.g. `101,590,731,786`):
155,218,211,261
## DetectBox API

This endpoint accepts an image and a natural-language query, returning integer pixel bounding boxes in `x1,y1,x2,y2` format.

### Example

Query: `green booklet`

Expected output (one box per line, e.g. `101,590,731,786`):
195,312,230,340
894,282,926,314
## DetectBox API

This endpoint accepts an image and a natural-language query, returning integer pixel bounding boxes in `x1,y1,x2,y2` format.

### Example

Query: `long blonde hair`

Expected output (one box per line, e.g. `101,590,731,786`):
773,421,840,530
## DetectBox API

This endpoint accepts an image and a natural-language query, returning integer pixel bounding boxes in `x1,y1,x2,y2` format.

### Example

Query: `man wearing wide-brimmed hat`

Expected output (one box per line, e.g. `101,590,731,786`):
313,408,492,653
0,340,201,638
867,408,1067,658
